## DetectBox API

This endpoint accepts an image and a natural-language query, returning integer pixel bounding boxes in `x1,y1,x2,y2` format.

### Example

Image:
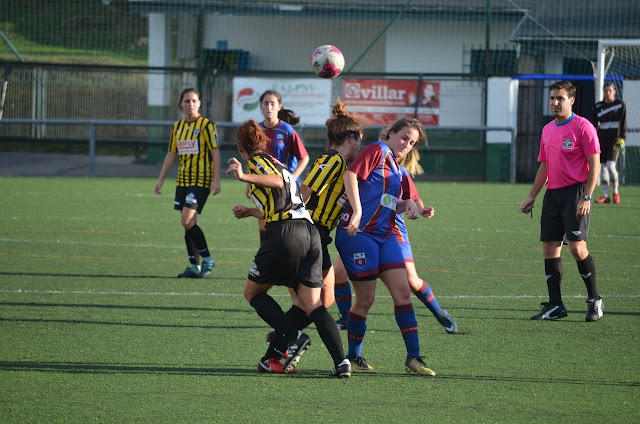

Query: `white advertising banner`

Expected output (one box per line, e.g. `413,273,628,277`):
232,77,332,125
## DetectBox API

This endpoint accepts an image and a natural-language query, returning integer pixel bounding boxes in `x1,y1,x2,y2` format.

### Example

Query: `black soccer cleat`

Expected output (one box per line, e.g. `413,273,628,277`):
283,332,311,373
530,302,568,320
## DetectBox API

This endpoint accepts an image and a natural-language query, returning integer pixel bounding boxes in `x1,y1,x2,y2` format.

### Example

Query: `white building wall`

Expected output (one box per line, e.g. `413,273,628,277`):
203,15,386,72
202,14,527,128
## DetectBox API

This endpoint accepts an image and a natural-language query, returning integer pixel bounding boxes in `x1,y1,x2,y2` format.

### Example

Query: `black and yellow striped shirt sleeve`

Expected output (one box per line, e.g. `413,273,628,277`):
248,153,309,224
168,117,219,188
302,150,348,230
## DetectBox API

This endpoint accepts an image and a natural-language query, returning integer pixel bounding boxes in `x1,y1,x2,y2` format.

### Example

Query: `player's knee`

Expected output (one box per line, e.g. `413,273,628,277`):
569,244,589,261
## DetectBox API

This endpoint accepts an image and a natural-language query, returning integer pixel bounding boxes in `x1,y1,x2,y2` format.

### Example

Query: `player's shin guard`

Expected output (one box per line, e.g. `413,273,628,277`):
412,280,442,316
186,224,211,258
334,281,352,318
600,167,610,197
545,257,563,305
346,311,366,360
577,254,599,299
309,305,346,367
395,303,420,359
249,293,297,342
184,232,199,265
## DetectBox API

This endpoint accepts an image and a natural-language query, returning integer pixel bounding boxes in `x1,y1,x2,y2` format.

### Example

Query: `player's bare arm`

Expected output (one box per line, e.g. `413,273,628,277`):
521,162,548,212
578,154,601,216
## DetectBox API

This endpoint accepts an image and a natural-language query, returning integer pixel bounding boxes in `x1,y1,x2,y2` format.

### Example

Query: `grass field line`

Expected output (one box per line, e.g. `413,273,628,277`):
4,237,639,261
2,289,639,299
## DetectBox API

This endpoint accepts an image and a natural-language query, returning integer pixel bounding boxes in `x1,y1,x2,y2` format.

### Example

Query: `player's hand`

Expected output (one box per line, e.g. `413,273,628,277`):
577,199,591,216
420,206,435,218
345,210,361,236
226,158,244,181
520,197,534,213
245,182,251,199
210,180,221,196
232,204,251,219
405,200,419,220
154,180,163,195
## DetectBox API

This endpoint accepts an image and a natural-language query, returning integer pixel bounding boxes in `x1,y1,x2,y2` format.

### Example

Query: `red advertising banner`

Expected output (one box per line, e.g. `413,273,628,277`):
342,79,440,126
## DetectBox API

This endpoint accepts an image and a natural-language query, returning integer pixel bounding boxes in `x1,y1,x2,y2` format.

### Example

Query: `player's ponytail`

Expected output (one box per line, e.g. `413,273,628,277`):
278,108,301,125
326,98,363,147
236,120,269,156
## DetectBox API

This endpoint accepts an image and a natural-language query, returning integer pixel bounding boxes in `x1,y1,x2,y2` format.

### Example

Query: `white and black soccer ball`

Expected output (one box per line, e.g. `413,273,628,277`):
311,45,345,78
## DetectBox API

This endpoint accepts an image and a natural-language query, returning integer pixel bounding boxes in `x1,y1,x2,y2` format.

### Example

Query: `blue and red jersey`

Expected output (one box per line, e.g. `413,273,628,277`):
339,141,403,239
260,120,309,175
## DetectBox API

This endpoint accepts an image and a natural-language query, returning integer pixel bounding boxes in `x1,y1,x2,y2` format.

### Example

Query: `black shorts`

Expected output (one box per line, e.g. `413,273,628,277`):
540,183,590,242
248,219,323,289
599,139,616,163
174,186,210,214
315,223,333,272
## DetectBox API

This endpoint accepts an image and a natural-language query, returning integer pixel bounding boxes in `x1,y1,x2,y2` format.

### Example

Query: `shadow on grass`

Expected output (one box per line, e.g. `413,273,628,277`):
0,301,249,313
1,361,638,386
0,271,246,281
0,317,260,330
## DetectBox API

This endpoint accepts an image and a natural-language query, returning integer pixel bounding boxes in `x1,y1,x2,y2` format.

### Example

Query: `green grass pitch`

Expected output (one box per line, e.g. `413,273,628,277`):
1,177,638,423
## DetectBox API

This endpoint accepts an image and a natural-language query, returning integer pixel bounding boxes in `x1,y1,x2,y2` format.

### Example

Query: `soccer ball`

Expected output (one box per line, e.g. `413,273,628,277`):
311,45,345,78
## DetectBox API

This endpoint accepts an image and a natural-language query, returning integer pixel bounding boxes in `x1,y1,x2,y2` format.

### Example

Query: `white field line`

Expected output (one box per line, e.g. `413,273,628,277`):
0,289,639,299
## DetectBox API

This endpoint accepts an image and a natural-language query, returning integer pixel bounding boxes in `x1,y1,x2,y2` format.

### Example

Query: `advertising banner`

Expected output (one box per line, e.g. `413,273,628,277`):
232,77,332,125
342,79,440,126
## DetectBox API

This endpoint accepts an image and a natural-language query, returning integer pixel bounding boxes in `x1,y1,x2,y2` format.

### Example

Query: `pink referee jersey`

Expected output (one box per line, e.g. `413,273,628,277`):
538,113,600,190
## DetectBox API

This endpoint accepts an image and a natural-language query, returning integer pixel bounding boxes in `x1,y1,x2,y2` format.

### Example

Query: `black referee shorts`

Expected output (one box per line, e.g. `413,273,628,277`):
540,183,590,242
248,219,323,289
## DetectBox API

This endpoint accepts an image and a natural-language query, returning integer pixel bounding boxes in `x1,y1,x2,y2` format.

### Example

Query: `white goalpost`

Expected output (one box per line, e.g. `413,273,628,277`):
595,39,640,184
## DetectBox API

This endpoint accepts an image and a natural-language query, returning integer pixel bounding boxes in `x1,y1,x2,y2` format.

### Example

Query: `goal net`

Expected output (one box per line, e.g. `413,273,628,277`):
596,40,640,184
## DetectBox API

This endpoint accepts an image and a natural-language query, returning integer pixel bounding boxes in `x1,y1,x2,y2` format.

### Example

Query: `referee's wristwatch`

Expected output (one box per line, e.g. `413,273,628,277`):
582,194,592,201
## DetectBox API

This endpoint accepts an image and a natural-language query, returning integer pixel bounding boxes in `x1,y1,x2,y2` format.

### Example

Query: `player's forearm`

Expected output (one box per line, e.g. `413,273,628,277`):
528,163,548,199
343,171,361,214
584,155,601,196
241,173,284,189
211,148,221,183
292,156,310,178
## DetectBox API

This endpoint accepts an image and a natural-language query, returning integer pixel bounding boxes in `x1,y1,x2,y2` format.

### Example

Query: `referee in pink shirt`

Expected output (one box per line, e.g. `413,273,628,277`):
521,80,603,322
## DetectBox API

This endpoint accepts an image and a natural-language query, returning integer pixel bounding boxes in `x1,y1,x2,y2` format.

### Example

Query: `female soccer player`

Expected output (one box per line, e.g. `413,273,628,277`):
333,151,458,366
259,99,362,372
154,88,220,278
335,117,437,376
227,119,350,378
252,90,310,241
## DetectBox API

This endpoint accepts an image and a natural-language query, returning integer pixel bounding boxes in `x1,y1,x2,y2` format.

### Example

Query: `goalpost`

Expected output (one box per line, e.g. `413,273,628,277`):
595,40,640,184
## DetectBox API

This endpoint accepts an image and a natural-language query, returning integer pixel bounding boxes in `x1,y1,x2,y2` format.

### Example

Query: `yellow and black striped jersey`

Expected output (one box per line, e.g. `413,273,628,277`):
168,116,219,188
248,153,312,224
302,149,348,230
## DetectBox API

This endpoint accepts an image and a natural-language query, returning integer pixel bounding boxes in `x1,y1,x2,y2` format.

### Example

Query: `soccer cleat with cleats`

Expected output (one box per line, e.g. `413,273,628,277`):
258,357,296,374
585,298,603,322
594,195,610,204
613,193,620,204
530,302,568,320
335,315,347,330
405,357,436,376
330,359,352,378
199,257,215,277
283,332,311,373
350,356,376,374
437,310,458,334
177,265,200,278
